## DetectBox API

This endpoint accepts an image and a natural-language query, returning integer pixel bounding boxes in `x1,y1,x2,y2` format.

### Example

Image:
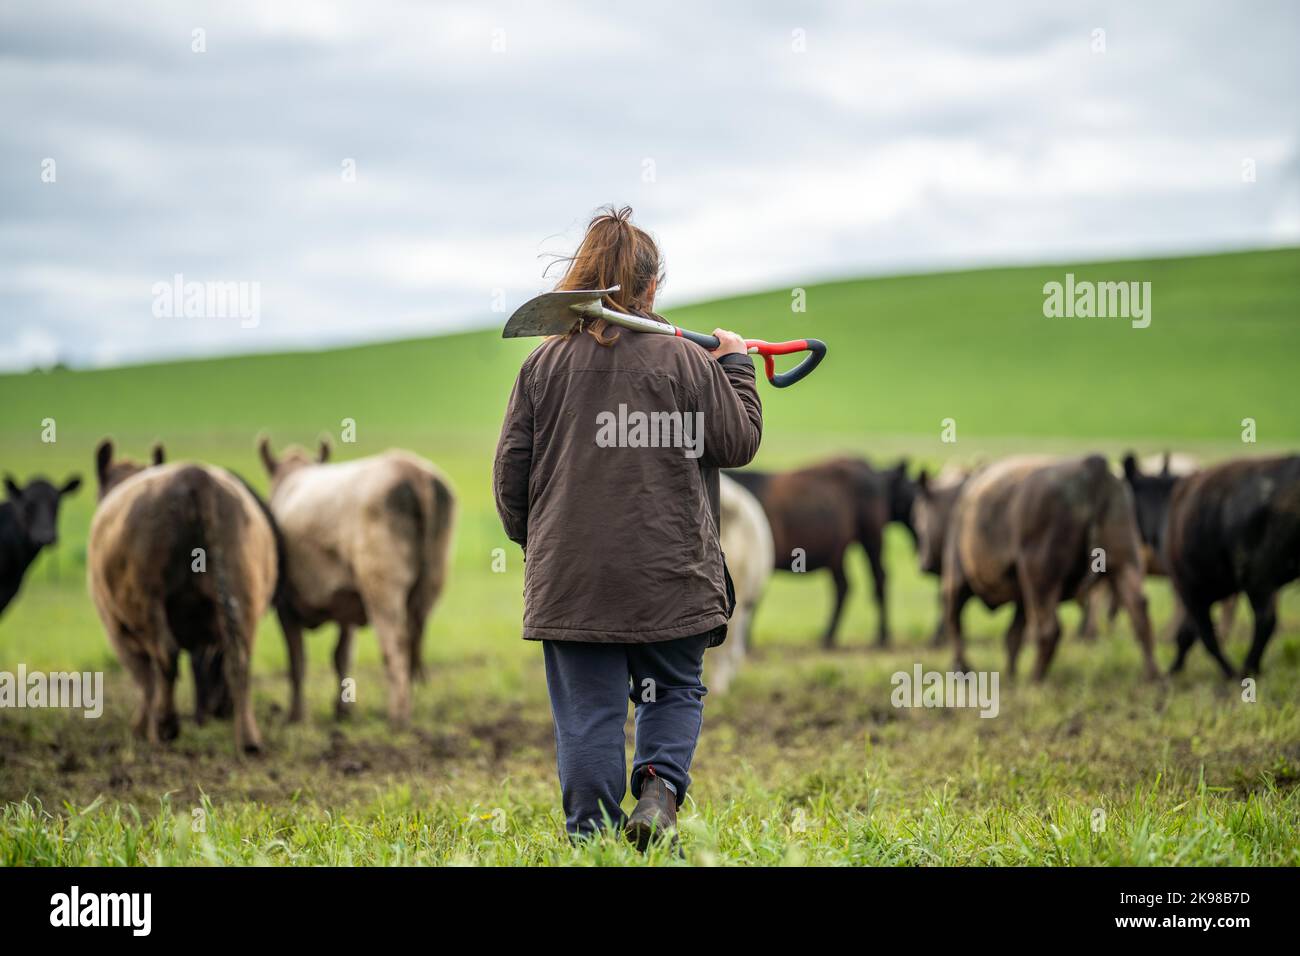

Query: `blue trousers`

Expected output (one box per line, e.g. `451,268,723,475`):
542,633,710,837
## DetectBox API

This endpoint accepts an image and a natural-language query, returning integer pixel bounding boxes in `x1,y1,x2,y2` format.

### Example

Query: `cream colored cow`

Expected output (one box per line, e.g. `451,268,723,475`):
707,473,774,694
260,438,455,725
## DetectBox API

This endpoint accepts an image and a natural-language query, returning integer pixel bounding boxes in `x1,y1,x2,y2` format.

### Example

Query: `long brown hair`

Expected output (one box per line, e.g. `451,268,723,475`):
545,205,665,345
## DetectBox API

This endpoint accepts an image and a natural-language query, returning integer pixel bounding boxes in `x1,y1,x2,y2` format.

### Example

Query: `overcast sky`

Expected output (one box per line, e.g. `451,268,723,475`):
1,0,1296,370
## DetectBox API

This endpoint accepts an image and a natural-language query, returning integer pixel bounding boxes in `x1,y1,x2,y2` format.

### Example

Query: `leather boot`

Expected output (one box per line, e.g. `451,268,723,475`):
625,767,678,852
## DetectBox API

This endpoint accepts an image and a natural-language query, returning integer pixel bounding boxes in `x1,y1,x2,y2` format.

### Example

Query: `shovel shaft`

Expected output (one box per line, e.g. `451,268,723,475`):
591,303,827,388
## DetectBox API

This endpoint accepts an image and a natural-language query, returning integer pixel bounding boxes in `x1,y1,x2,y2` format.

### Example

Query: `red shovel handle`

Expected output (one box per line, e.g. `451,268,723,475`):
674,328,827,388
747,338,828,388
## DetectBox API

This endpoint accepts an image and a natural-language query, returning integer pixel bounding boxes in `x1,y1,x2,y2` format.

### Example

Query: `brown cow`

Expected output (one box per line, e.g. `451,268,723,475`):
912,467,970,645
725,458,914,647
940,455,1157,680
260,437,455,725
88,441,276,752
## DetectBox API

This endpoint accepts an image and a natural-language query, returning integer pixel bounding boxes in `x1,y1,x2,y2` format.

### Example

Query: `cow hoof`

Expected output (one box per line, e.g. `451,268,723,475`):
157,714,180,742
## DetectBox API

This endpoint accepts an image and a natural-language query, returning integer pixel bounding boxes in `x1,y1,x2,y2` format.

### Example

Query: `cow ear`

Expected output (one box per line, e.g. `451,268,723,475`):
317,438,332,464
3,474,20,500
60,475,82,497
916,469,930,497
1122,453,1139,482
95,440,114,487
151,443,166,466
258,435,278,476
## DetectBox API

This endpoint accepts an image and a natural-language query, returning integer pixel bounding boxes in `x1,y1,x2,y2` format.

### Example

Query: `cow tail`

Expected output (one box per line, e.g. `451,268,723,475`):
429,475,455,571
405,471,455,672
192,475,242,672
415,474,455,606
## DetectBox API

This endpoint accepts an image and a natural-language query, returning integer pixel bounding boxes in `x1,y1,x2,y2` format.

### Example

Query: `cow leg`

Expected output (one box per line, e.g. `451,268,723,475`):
1169,604,1196,673
151,642,181,743
1185,599,1235,678
1241,591,1278,677
190,645,228,724
1029,606,1060,681
222,616,262,755
0,583,19,617
120,646,156,742
407,607,429,683
1107,586,1121,631
1218,594,1241,643
821,563,849,649
367,596,412,725
861,531,889,647
334,623,355,720
279,607,306,723
1115,565,1159,680
944,582,973,672
1016,566,1064,683
1004,604,1027,679
1076,590,1098,642
929,591,947,647
1160,594,1186,645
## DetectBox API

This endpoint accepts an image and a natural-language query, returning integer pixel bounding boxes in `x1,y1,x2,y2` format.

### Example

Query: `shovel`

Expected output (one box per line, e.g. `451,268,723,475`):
502,286,827,388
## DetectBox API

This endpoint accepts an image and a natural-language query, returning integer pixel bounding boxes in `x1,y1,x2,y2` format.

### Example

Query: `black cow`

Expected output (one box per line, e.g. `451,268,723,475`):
1122,453,1244,645
0,474,82,617
725,458,915,647
1165,456,1300,677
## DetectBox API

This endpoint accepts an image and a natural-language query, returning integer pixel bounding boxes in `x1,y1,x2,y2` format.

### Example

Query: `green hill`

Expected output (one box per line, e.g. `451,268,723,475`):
4,245,1297,450
2,247,1298,866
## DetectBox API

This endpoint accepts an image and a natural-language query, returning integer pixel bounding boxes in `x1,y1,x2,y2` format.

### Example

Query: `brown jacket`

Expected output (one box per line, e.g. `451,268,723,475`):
493,329,763,643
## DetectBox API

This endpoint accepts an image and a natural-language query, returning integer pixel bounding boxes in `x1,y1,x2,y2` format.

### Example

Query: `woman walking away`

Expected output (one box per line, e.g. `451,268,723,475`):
493,205,763,849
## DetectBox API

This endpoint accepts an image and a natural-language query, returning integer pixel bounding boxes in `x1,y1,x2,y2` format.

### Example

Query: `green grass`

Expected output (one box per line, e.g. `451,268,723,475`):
1,246,1298,866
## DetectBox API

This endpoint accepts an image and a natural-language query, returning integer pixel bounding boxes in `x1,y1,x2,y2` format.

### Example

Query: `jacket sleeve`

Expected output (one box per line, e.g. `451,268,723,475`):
493,361,534,548
699,352,763,468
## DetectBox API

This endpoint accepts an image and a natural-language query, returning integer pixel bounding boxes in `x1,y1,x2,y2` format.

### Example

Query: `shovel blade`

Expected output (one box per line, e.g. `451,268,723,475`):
501,287,619,338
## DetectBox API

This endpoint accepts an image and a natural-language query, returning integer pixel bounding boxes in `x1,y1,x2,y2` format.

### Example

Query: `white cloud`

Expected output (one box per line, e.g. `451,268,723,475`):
0,0,1296,369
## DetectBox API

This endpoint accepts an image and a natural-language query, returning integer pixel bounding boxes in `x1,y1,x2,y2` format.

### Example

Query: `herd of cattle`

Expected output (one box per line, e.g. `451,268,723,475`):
1,440,1297,751
2,438,454,753
722,452,1300,688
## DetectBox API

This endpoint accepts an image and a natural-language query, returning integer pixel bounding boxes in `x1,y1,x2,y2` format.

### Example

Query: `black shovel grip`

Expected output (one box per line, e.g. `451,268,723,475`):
675,327,827,388
767,338,827,388
677,328,721,350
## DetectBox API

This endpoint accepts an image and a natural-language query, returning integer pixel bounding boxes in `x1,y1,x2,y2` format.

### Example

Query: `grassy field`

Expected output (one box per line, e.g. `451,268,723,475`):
1,247,1298,865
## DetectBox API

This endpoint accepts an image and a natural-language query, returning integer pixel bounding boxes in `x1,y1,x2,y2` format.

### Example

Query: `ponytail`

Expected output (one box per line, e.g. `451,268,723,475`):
545,205,665,345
